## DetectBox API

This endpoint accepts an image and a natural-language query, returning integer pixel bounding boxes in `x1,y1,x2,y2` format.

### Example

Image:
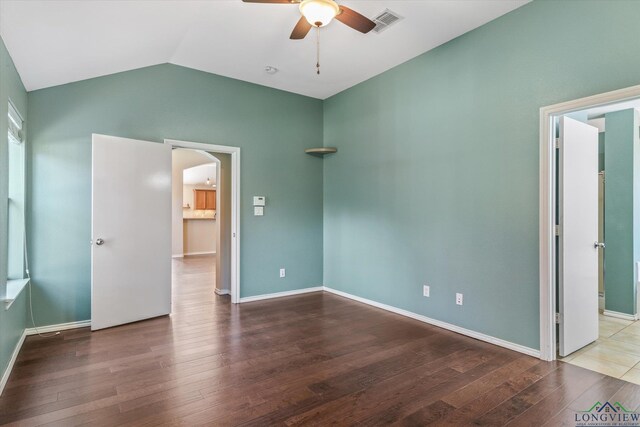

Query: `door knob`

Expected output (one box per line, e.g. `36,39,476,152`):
95,238,105,246
594,241,605,249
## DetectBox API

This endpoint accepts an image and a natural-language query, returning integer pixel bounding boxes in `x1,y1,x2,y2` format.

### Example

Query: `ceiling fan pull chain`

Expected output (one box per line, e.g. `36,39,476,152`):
316,26,320,75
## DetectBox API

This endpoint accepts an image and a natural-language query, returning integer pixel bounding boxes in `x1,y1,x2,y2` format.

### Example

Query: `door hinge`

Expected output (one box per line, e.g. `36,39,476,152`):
555,225,560,236
555,138,560,149
555,313,562,324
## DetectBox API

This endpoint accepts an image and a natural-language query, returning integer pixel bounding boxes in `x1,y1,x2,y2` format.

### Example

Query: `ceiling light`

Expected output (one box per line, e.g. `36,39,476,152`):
264,66,278,74
299,0,339,27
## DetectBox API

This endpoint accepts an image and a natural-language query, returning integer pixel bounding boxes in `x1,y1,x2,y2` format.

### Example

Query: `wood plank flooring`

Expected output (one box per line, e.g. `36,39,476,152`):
1,255,639,425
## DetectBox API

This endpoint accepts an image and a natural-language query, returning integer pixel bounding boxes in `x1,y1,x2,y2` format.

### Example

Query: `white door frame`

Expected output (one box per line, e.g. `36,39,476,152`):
539,84,640,361
165,139,241,304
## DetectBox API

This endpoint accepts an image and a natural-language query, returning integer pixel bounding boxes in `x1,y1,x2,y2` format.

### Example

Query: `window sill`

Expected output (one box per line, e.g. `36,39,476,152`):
3,278,29,310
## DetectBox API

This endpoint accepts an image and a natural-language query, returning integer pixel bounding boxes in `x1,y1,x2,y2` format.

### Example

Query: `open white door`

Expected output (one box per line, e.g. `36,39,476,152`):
558,116,600,357
92,134,172,331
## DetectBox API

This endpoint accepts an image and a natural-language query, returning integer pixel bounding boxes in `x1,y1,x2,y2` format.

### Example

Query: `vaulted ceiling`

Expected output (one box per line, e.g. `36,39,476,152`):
0,0,530,99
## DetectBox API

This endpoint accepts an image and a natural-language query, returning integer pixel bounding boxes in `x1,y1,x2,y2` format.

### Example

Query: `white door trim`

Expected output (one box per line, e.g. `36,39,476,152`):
539,84,640,361
164,139,241,304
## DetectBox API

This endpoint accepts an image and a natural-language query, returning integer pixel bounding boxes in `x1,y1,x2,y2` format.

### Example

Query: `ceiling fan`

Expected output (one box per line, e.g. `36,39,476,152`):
242,0,376,73
242,0,375,39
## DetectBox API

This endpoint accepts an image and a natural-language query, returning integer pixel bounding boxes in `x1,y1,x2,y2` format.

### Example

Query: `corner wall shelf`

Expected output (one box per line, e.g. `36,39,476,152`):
305,147,337,156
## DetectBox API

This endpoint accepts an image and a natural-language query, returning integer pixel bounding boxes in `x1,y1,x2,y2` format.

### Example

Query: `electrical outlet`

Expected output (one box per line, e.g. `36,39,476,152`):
456,293,463,305
423,285,430,297
280,268,286,278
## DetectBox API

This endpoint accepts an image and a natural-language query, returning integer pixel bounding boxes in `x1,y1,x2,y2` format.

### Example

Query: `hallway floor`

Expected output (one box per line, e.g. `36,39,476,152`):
171,254,226,311
2,259,640,424
562,314,640,383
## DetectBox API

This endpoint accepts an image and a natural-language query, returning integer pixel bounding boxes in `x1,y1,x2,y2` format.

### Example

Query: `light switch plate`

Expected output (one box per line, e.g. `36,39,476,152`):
253,196,266,206
254,206,264,216
423,285,430,297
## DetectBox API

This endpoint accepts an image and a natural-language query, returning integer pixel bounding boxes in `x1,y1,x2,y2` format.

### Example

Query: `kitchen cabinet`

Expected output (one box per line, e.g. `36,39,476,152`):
194,189,216,210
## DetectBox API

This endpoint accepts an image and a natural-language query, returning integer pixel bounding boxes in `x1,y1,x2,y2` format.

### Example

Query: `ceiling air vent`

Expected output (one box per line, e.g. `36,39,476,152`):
372,9,403,34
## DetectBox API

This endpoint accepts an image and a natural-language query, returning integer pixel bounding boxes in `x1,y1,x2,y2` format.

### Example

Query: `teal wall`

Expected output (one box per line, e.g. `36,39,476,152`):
27,64,324,326
322,0,640,350
0,292,26,384
0,36,28,379
12,0,640,351
604,109,640,315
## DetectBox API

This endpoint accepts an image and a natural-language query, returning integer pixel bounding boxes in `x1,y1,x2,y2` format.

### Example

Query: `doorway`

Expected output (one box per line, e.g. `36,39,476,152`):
540,85,640,383
165,139,241,303
171,149,223,305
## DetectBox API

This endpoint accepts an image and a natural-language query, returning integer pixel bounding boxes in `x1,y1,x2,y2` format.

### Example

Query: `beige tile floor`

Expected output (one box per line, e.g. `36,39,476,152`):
561,314,640,384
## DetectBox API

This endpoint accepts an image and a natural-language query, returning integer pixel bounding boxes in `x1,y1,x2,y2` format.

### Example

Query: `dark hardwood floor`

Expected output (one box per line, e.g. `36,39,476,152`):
2,255,639,426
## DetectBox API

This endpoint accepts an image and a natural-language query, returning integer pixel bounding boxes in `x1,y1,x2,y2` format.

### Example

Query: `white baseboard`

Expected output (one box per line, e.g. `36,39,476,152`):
0,329,26,396
603,310,638,321
2,287,544,396
172,254,184,259
323,287,541,359
26,320,91,336
2,320,90,395
183,251,215,257
215,288,230,295
239,286,323,303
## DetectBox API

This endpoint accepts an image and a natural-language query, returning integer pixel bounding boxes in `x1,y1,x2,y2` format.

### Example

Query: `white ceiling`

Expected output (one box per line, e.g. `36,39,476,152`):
0,0,530,99
183,163,217,186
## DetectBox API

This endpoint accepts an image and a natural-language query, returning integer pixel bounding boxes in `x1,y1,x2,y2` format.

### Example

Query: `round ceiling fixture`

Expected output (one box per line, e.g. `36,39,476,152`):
264,66,279,74
299,0,339,27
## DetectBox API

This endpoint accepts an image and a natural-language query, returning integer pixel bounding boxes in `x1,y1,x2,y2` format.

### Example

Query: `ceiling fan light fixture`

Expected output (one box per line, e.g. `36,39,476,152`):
299,0,339,27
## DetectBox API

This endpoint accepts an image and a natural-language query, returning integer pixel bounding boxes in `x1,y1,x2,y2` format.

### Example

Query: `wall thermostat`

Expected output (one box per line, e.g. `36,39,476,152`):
253,196,266,206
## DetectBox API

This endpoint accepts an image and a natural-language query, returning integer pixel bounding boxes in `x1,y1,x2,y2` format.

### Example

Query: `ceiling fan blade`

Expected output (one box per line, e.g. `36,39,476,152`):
290,16,312,40
336,6,376,34
242,0,299,3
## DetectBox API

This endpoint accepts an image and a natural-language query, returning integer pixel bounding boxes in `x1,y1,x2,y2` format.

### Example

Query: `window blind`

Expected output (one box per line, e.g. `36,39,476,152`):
8,101,23,145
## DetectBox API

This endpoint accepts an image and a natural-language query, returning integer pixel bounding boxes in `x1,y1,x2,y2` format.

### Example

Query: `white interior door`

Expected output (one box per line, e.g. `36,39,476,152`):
558,116,600,357
92,134,172,331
